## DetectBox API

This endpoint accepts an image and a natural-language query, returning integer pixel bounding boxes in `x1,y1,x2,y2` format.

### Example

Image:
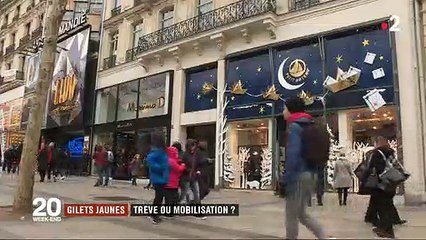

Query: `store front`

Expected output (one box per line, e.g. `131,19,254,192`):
0,97,25,161
219,23,399,191
93,71,173,179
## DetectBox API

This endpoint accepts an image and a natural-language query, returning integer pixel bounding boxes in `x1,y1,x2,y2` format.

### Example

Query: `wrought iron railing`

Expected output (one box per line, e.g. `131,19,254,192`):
125,0,275,61
111,6,122,17
103,55,117,70
27,1,35,11
19,35,30,47
134,0,151,6
5,44,15,55
31,26,43,38
13,14,19,22
289,0,321,11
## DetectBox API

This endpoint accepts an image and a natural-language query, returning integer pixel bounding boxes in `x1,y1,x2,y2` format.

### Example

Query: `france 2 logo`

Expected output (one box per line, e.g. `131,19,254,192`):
32,197,62,223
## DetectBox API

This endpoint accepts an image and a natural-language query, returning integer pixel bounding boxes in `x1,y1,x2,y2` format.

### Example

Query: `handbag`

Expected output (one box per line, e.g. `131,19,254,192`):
364,168,379,189
377,150,410,185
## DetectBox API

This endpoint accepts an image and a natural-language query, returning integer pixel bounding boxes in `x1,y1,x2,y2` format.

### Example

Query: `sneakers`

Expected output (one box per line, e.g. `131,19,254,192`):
60,176,66,180
148,216,162,224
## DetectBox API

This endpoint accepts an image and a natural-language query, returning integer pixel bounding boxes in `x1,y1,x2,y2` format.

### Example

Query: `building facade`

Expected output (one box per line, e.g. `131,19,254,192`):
96,0,425,204
0,0,103,174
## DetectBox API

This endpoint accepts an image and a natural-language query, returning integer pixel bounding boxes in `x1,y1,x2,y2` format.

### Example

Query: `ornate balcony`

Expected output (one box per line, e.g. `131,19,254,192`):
111,6,121,17
5,44,15,55
103,55,117,70
1,23,7,30
289,0,321,11
0,70,25,94
130,0,276,59
31,26,43,38
12,14,19,22
26,1,35,11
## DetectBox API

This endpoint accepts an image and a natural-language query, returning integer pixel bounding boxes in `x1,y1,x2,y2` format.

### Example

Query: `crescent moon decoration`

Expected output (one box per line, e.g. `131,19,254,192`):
278,57,305,91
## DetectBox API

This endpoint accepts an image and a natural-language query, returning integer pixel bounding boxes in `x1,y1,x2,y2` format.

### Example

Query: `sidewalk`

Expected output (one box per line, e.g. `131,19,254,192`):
1,175,426,239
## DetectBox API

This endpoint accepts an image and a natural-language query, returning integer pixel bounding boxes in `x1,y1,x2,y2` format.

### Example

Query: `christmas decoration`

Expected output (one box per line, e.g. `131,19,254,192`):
298,90,315,106
262,85,281,101
363,88,386,112
260,147,272,189
230,80,247,95
324,66,361,93
201,82,215,95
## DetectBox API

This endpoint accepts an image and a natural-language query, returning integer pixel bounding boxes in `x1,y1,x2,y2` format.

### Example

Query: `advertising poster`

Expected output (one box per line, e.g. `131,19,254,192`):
46,28,89,128
21,53,41,129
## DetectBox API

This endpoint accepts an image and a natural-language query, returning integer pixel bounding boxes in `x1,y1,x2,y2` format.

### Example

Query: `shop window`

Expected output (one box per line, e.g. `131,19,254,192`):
348,106,397,144
94,86,117,124
117,80,138,121
225,119,273,190
139,73,169,118
185,65,217,112
132,22,144,48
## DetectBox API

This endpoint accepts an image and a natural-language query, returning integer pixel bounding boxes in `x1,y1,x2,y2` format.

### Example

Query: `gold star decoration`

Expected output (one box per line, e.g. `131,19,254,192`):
379,56,384,60
259,106,265,114
336,55,343,64
257,66,262,72
313,79,318,85
262,85,281,101
197,94,201,100
230,80,247,95
201,82,215,95
362,39,369,46
298,90,315,106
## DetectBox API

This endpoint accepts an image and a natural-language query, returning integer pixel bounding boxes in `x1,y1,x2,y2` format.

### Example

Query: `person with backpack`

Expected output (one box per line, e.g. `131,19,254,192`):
280,97,327,239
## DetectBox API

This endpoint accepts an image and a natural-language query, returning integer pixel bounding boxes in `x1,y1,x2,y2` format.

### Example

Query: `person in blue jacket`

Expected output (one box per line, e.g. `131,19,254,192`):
280,97,325,239
146,132,169,224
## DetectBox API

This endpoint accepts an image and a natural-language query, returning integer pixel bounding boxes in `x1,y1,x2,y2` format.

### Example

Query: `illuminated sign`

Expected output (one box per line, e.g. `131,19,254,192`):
127,96,165,112
53,74,77,105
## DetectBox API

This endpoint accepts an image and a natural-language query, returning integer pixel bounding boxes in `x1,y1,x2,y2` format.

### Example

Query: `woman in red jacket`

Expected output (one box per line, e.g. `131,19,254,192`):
164,146,186,209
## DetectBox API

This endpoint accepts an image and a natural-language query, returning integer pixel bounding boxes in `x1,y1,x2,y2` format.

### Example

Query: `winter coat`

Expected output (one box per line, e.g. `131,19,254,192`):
368,146,397,194
333,159,353,189
93,151,107,167
130,158,141,176
37,148,49,171
146,147,169,185
280,112,314,195
165,147,185,189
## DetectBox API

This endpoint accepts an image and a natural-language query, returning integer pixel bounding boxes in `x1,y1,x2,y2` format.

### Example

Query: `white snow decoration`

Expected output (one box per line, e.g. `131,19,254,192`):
363,88,386,112
372,68,385,80
223,136,235,184
246,180,260,189
364,52,376,65
260,147,272,189
237,147,250,188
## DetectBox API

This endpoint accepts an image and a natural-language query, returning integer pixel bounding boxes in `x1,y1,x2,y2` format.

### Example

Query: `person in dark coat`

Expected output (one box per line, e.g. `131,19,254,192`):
195,141,210,201
365,136,400,238
3,147,13,173
179,139,197,203
37,145,49,182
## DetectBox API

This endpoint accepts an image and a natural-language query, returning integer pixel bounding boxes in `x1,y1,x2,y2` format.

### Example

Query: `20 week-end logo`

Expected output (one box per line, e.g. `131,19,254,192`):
32,197,62,223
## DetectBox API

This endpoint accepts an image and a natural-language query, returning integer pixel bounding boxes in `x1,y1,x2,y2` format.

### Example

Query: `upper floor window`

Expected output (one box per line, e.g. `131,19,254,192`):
160,8,174,29
0,39,4,51
89,0,103,14
115,0,121,7
6,62,12,70
110,31,119,56
132,22,143,48
16,5,20,16
198,0,213,15
75,1,88,15
25,22,31,35
5,14,9,25
11,33,16,45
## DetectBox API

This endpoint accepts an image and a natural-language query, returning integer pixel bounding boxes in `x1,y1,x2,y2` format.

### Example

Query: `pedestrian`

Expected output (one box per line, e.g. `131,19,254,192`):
56,147,67,180
164,146,186,217
364,136,402,238
179,139,197,204
37,144,49,182
333,153,353,206
93,145,108,187
280,97,326,239
3,146,13,174
189,140,209,219
47,142,58,182
129,154,142,186
146,132,169,224
105,145,114,184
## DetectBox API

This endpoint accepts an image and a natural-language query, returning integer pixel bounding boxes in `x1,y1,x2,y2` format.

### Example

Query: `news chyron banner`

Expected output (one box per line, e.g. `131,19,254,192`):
45,28,90,129
32,198,239,223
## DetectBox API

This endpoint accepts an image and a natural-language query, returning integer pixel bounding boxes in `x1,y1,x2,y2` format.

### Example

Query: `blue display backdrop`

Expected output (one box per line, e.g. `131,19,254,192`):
226,53,272,106
274,42,323,112
324,29,394,109
185,67,218,112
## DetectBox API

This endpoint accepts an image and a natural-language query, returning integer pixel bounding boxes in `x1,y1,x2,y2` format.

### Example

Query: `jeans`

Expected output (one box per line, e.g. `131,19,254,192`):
372,190,395,236
179,180,192,203
96,164,109,186
190,180,201,204
152,184,165,220
286,172,325,239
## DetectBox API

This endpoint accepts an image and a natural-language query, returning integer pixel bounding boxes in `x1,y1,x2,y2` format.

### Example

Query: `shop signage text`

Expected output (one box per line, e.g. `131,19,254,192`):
117,122,133,129
127,96,166,112
53,74,77,105
33,13,87,49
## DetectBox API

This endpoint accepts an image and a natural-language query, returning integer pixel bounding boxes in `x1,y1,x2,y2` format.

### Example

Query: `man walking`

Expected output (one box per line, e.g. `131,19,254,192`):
281,97,326,239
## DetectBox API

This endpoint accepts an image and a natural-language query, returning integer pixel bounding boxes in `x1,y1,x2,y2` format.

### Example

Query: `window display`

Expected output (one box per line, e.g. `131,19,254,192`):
225,119,272,190
139,73,169,118
95,86,118,124
117,80,138,121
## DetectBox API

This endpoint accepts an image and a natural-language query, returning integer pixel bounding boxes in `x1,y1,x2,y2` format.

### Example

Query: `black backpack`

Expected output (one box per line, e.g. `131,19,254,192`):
297,122,330,168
